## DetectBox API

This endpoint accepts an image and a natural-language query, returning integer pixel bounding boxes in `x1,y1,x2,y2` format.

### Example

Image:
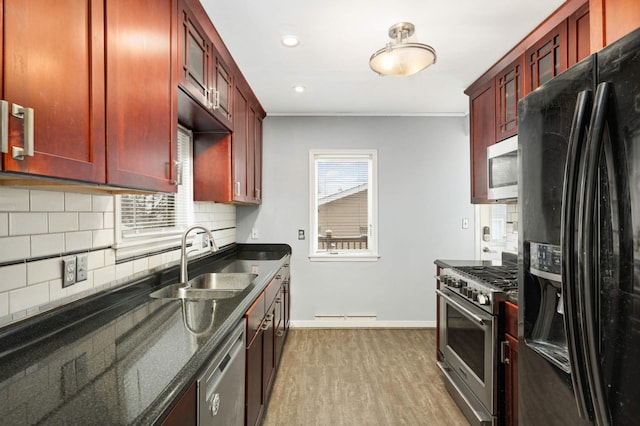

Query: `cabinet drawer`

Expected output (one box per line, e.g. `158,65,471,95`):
245,292,265,345
264,275,283,309
505,301,518,337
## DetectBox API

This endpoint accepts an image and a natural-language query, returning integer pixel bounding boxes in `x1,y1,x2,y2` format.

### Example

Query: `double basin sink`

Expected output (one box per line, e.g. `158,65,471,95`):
150,259,259,301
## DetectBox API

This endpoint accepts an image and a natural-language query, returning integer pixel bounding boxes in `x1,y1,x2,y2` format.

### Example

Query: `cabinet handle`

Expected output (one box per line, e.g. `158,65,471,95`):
255,188,261,200
500,340,510,365
276,330,284,337
11,104,34,160
0,100,8,153
234,181,241,196
173,160,183,186
275,297,282,304
212,89,220,110
261,315,273,331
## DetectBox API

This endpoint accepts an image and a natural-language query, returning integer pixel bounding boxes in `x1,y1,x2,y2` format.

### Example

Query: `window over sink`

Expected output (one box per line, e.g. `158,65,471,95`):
308,149,379,261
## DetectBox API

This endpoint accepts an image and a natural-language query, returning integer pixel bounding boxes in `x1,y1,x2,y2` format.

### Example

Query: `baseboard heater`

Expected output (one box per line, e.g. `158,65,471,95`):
314,315,377,321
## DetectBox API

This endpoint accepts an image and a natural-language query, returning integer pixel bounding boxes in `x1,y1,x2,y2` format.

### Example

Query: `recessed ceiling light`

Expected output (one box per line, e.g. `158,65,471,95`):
293,85,305,93
281,35,300,47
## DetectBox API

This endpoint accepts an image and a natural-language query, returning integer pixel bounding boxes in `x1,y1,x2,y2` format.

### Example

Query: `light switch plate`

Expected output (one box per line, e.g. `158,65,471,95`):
76,254,88,282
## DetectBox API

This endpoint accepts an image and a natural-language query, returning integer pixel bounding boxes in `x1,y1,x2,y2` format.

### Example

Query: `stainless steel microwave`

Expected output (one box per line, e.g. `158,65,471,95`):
487,136,518,201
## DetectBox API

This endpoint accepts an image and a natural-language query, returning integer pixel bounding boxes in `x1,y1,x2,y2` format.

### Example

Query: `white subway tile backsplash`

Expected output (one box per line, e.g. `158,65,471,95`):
31,233,65,258
93,265,116,287
0,214,8,237
65,192,92,212
132,258,149,274
10,282,49,314
0,264,27,292
30,190,64,212
0,292,8,317
0,188,30,211
0,188,236,327
88,250,105,270
27,258,61,285
48,212,79,233
0,236,30,262
65,231,93,252
79,212,104,231
115,262,134,281
9,213,48,236
92,229,114,248
92,195,113,213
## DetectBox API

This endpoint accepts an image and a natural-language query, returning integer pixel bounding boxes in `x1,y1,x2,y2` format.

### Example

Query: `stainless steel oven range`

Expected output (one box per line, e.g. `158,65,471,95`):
436,265,517,426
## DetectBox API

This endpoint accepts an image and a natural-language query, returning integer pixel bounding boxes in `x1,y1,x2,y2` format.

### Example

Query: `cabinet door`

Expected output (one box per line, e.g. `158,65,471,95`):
469,80,495,204
212,54,233,129
525,20,568,93
2,0,106,182
495,57,523,141
568,3,590,66
262,303,276,397
504,333,519,426
105,0,178,192
247,105,257,203
178,0,212,108
232,84,249,202
254,115,263,203
590,0,640,51
245,328,264,426
161,381,197,426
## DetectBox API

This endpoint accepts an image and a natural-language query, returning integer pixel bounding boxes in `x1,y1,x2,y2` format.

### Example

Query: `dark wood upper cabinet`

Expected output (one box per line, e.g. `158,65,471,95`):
105,0,178,192
568,3,591,66
233,84,249,203
179,4,212,109
525,21,568,93
495,57,524,142
468,80,495,204
1,0,178,193
590,0,640,51
1,0,106,182
212,53,233,129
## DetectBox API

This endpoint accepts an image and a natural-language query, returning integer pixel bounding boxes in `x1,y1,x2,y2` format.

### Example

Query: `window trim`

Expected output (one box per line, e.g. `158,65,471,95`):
308,149,379,262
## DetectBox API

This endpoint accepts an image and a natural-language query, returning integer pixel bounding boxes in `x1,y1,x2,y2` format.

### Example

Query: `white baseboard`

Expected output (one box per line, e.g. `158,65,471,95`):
290,320,436,328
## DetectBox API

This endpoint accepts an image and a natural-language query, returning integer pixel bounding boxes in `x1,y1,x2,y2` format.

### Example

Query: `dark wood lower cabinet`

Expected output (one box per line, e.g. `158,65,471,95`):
504,333,519,426
160,381,197,426
244,263,290,426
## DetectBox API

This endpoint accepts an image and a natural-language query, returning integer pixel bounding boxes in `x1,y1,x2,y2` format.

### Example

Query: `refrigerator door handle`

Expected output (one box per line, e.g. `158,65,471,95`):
561,89,594,421
580,81,612,426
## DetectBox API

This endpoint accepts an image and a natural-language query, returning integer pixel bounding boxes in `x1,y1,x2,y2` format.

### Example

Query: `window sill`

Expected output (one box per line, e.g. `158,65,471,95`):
309,253,380,262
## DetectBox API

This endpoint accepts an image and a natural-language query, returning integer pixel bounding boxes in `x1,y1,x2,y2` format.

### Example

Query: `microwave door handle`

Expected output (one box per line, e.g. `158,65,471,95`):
561,89,594,421
581,82,612,426
435,289,487,326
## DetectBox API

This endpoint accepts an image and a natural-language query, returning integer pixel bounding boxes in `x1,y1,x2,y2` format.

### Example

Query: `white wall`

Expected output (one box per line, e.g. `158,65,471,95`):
237,116,476,326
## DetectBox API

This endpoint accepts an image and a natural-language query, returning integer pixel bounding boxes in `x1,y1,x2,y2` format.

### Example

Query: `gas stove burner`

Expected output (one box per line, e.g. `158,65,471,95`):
454,265,518,291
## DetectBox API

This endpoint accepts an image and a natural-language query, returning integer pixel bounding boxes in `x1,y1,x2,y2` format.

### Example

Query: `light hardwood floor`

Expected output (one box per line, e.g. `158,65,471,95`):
262,328,469,426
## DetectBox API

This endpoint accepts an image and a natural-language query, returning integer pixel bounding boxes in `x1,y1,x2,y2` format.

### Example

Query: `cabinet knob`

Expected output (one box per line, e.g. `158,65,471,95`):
501,340,510,364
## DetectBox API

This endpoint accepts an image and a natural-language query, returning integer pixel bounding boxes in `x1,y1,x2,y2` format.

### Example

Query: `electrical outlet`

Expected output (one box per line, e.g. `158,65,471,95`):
251,228,259,240
62,257,77,287
462,218,469,229
76,254,88,282
298,229,305,240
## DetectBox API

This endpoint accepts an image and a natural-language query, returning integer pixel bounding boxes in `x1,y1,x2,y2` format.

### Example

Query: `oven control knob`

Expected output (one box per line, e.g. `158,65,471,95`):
459,280,467,288
471,289,479,301
451,279,461,288
477,294,490,305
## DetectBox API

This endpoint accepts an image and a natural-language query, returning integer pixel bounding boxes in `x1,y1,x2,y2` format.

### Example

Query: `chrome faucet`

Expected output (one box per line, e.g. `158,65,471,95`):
180,225,218,284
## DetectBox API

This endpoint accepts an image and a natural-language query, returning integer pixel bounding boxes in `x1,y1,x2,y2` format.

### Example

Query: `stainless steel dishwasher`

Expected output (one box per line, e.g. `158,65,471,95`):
197,319,246,425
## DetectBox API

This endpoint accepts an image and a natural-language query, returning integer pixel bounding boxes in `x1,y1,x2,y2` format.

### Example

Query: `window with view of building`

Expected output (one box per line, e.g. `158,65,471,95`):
309,149,378,261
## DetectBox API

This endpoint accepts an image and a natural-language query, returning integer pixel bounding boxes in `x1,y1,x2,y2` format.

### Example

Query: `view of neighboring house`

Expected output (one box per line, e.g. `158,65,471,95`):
318,183,368,250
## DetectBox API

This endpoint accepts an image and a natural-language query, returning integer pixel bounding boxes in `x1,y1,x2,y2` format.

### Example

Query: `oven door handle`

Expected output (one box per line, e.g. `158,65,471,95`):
435,289,488,326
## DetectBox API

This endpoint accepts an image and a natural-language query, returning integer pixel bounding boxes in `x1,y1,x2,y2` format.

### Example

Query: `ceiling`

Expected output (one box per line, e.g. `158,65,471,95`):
201,0,565,116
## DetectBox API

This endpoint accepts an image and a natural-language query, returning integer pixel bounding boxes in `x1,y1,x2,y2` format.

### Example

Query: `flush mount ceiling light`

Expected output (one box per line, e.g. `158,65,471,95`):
369,22,437,76
292,85,306,93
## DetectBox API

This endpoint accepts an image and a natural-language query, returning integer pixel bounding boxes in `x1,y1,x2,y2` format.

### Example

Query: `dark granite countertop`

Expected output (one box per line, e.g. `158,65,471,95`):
0,243,291,425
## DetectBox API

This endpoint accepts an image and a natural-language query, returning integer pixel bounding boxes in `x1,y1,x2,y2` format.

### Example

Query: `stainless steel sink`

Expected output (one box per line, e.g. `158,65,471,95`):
189,272,257,290
150,272,258,300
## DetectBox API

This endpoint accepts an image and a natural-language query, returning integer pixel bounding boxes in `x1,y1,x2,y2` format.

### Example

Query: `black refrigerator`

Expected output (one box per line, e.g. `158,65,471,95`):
518,27,640,426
